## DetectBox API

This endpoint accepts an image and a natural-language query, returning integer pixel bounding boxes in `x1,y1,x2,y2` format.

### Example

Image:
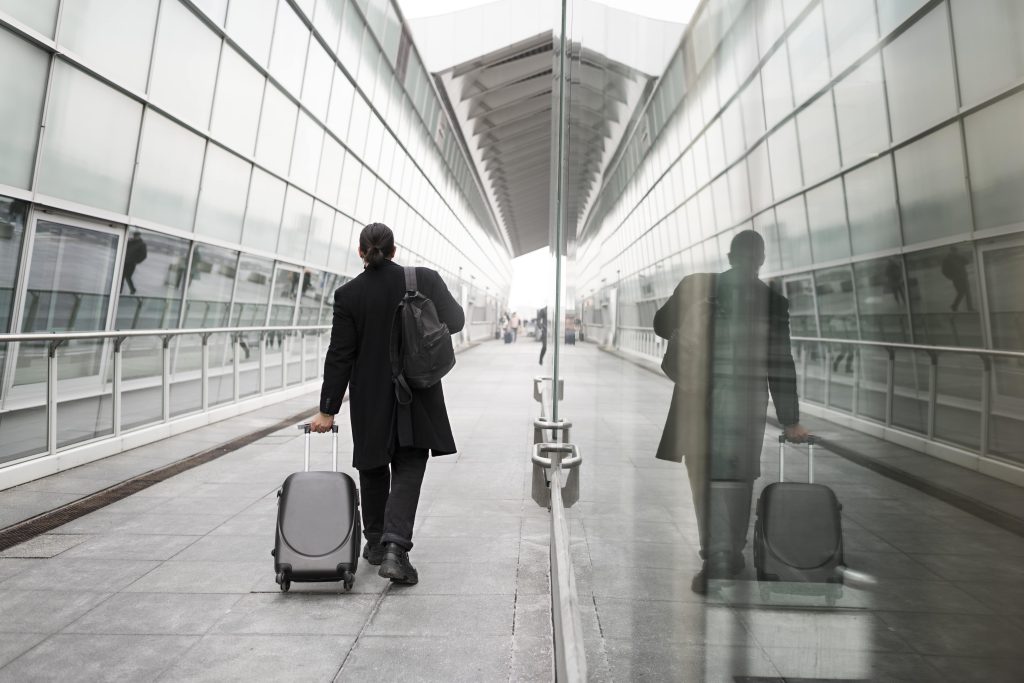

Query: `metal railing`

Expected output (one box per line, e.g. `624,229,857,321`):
791,336,1024,458
0,325,331,457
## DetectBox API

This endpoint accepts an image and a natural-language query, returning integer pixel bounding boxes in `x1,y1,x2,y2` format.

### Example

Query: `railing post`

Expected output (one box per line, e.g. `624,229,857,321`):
824,346,832,407
926,351,938,440
885,347,895,427
980,356,992,458
800,343,808,397
161,336,173,422
47,339,65,455
232,333,241,402
112,337,125,437
201,333,211,411
851,345,860,418
299,332,307,383
258,332,267,395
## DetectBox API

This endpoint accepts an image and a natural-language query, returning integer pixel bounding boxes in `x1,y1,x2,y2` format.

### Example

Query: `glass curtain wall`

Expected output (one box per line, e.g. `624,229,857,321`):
553,0,1024,679
0,0,512,467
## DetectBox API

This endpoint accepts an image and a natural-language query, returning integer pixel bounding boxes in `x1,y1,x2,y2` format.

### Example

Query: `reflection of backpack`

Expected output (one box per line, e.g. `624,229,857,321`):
390,267,456,404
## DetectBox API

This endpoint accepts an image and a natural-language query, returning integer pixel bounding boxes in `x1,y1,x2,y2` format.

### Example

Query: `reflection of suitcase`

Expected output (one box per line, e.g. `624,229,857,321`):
564,330,576,345
504,331,513,344
754,435,844,587
273,425,359,592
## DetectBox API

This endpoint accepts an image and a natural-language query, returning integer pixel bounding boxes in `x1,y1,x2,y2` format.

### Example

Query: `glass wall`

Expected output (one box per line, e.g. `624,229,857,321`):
0,0,511,465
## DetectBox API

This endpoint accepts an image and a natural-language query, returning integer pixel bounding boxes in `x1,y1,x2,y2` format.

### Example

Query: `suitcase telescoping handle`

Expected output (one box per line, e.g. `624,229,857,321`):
778,433,819,483
298,423,339,472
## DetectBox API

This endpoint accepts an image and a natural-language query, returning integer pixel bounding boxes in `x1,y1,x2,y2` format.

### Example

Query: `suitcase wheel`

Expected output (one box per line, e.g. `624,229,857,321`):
343,571,355,592
276,571,290,592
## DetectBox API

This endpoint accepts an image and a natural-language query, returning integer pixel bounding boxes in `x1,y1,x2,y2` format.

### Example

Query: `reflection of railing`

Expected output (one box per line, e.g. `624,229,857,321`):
792,337,1024,458
0,325,330,458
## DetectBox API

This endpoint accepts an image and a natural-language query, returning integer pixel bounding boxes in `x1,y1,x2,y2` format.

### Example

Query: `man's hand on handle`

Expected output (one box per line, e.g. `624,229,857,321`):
783,423,811,443
310,412,335,433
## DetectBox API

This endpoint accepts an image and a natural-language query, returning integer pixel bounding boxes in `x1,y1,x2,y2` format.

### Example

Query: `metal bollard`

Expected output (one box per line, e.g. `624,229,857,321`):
532,443,582,508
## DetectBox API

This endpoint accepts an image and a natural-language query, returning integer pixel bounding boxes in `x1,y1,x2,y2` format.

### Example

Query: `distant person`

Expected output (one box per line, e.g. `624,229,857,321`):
537,307,548,366
941,246,975,312
509,312,521,342
312,223,465,586
122,230,147,295
654,230,809,594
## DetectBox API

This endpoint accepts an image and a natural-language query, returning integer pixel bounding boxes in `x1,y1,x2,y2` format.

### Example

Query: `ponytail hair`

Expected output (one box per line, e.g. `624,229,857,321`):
359,222,395,269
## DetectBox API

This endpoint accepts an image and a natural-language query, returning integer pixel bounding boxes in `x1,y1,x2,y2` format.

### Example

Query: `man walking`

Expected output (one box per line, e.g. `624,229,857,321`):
654,230,809,593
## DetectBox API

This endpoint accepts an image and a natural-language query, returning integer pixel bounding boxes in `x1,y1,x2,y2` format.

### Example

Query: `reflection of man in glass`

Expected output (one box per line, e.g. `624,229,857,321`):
885,257,904,305
537,306,548,366
122,230,148,295
941,246,975,312
654,231,809,594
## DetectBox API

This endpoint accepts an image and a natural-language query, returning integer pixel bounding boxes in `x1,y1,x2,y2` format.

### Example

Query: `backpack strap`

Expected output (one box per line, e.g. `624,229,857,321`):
404,266,417,293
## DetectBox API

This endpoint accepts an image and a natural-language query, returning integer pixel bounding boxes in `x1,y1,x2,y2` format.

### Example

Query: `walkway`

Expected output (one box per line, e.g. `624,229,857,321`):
0,340,1022,681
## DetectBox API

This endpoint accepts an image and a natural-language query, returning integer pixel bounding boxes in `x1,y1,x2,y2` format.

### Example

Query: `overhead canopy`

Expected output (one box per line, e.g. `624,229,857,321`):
435,32,651,256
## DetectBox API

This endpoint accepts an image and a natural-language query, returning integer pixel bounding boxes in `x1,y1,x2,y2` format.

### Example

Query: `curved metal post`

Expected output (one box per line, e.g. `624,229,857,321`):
46,339,66,455
201,333,212,412
232,333,241,402
258,332,267,395
926,350,939,440
162,336,172,422
112,337,126,436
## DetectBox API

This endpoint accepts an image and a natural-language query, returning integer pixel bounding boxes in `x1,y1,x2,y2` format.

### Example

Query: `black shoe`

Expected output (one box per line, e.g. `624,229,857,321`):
691,567,708,595
378,542,418,585
362,541,385,566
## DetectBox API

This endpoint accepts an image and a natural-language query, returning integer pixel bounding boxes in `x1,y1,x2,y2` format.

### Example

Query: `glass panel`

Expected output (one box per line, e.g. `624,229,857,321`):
761,46,793,128
783,275,818,337
269,264,300,325
182,244,237,328
984,243,1024,351
241,168,285,250
936,353,982,450
746,141,773,213
36,62,142,213
269,2,309,97
194,144,251,243
806,178,850,263
328,212,354,273
855,346,889,422
787,5,830,105
905,242,984,347
131,111,205,230
316,138,344,204
338,2,364,73
210,45,265,155
964,90,1024,232
892,349,930,433
822,0,877,76
305,200,334,266
894,124,971,245
114,228,189,330
231,254,273,326
255,83,299,177
312,0,345,50
815,265,857,339
845,156,901,255
951,0,1024,106
290,112,324,190
0,0,59,37
769,120,802,200
853,257,910,342
327,68,355,139
991,358,1024,464
302,41,334,122
833,55,890,167
149,0,220,129
278,186,313,261
882,5,957,142
226,0,278,66
775,195,812,269
18,221,118,390
0,27,47,189
0,197,28,334
59,0,158,92
797,93,840,186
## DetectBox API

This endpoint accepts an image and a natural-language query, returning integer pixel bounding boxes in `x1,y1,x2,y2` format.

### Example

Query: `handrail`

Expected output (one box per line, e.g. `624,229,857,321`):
0,324,332,462
791,336,1024,360
0,324,331,344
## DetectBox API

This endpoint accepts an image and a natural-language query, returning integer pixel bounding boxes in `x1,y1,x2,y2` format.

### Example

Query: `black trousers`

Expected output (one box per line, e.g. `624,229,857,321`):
358,447,428,551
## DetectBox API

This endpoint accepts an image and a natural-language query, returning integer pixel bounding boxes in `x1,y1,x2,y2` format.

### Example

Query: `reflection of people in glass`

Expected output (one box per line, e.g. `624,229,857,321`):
122,230,148,295
537,306,548,366
941,246,975,312
654,231,809,594
885,257,905,306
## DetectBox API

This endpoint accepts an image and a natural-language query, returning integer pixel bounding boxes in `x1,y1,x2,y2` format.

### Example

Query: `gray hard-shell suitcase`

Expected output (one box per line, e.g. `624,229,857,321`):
272,424,360,592
754,435,844,590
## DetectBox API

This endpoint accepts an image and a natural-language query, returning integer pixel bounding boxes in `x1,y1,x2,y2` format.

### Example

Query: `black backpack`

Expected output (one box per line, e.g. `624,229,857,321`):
390,267,456,405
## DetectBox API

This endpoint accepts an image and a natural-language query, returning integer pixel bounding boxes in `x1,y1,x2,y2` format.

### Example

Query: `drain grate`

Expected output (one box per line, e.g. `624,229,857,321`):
0,407,317,552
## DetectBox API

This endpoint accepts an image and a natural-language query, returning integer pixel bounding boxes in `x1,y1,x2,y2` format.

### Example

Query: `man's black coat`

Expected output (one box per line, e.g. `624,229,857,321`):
319,260,465,470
